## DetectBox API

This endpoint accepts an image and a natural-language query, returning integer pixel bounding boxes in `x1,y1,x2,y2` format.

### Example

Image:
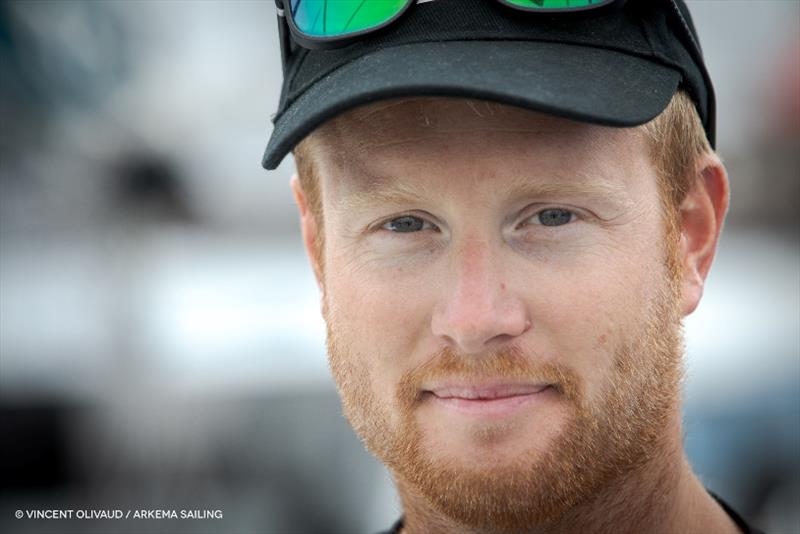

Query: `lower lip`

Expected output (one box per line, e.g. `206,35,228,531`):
425,387,554,417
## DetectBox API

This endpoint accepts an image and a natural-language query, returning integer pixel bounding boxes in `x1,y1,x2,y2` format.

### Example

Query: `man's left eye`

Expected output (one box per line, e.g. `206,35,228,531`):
534,208,575,227
382,215,435,233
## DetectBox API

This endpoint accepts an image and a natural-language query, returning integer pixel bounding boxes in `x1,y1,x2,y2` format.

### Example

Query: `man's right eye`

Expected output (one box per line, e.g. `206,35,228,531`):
382,215,434,233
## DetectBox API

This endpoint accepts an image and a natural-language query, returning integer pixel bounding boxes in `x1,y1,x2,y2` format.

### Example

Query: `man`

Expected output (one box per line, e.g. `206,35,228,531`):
263,1,763,532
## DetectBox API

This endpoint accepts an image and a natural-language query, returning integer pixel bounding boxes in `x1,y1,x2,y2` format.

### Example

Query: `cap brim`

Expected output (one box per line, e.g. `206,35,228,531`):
263,40,680,169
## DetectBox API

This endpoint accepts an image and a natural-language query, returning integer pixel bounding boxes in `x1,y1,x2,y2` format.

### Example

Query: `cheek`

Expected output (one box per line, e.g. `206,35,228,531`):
324,253,437,400
522,240,666,399
326,264,429,342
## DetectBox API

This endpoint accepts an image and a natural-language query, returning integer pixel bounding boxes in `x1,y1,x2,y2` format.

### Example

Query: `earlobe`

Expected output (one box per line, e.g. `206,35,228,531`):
290,174,324,292
678,154,730,316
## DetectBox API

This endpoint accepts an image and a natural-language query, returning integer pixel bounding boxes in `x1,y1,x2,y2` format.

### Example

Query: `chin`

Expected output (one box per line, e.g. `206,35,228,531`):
413,399,570,469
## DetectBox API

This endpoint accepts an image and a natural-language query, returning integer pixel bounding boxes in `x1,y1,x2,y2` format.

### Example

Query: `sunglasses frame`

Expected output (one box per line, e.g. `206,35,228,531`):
277,0,415,52
275,0,627,63
496,0,624,14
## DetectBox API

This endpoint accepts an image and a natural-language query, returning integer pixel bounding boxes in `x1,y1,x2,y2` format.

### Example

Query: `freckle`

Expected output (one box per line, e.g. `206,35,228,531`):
598,334,607,345
500,282,506,290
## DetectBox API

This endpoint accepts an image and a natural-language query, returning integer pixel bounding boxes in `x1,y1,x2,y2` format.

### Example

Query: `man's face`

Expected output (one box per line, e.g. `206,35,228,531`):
308,98,684,529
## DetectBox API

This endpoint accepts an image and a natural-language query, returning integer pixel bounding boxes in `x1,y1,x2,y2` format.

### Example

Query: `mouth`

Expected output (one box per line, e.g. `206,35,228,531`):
422,382,554,416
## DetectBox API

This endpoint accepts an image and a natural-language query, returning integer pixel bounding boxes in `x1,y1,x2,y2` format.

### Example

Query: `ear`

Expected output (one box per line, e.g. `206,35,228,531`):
290,174,324,292
678,153,730,316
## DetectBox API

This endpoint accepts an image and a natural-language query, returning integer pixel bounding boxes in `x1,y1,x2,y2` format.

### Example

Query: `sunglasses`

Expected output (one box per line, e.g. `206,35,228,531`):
275,0,627,54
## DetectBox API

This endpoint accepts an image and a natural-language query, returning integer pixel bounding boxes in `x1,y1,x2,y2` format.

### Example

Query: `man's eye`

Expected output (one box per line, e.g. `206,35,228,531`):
536,208,574,227
382,215,433,233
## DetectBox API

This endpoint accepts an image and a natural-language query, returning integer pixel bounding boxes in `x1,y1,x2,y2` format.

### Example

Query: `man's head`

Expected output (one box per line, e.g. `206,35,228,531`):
288,94,728,530
264,0,728,529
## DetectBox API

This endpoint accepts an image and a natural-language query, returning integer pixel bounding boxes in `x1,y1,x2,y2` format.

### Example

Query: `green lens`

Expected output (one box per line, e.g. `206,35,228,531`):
290,0,409,38
501,0,614,10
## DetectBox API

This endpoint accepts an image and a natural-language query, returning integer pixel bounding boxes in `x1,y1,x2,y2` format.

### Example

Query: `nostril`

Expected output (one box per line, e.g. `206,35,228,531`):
489,333,516,345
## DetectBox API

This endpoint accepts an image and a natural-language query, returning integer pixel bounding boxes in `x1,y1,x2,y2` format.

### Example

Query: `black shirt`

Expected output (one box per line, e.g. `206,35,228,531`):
374,493,766,534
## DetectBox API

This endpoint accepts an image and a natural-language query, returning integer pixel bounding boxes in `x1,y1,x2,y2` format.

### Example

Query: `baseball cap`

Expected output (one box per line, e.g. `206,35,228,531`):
262,0,714,170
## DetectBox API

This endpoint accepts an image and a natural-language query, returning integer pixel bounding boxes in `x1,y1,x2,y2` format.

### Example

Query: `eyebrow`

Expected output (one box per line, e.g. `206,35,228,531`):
336,177,427,213
504,172,632,204
334,169,633,213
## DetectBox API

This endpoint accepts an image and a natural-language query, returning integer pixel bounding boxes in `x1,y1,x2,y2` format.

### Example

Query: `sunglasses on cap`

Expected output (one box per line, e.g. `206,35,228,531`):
264,0,717,167
275,0,627,53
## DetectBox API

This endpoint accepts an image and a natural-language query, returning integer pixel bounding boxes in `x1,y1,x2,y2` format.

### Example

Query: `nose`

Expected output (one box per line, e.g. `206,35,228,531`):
431,238,531,354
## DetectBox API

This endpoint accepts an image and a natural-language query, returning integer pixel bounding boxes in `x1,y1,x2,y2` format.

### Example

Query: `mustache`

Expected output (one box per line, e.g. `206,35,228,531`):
396,346,582,407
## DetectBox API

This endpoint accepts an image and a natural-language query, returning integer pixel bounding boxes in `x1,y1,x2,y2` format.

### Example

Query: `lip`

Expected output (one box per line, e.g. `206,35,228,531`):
423,382,553,416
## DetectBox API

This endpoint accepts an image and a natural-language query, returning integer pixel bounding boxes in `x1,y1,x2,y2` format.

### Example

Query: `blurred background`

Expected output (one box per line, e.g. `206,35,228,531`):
0,1,797,533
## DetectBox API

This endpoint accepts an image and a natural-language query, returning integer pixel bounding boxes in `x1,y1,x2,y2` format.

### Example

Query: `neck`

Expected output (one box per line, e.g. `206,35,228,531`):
395,410,741,534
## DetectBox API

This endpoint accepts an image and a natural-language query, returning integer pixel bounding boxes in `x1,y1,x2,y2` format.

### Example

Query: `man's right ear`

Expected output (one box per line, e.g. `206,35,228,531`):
290,174,324,292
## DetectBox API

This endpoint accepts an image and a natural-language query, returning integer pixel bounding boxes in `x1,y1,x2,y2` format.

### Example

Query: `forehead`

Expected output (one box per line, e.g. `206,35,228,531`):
307,97,649,195
314,97,618,150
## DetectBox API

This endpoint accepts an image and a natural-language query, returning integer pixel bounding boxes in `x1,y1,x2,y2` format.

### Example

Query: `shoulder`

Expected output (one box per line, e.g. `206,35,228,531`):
373,517,403,534
710,492,767,534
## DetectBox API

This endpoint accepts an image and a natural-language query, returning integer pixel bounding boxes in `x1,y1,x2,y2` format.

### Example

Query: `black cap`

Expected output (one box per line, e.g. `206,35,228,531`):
263,0,714,170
